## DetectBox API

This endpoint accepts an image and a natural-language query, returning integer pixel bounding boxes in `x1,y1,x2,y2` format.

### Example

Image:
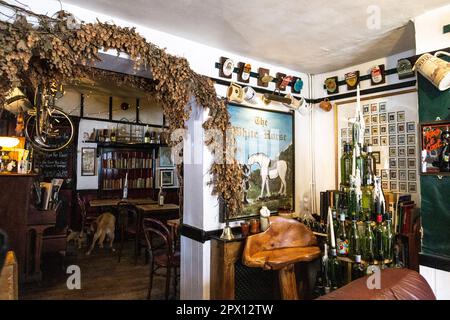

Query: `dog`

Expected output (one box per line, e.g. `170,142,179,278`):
86,212,116,255
67,229,88,249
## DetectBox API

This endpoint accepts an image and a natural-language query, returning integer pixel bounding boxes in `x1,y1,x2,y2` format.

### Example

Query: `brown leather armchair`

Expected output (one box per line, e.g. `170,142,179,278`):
317,268,436,300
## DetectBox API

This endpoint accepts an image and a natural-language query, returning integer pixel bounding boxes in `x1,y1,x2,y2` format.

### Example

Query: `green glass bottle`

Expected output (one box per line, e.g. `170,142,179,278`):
374,214,385,264
383,219,394,263
355,144,365,186
328,248,342,290
322,244,330,294
352,254,366,281
363,144,376,186
348,219,361,260
340,144,352,187
363,220,374,263
336,214,349,257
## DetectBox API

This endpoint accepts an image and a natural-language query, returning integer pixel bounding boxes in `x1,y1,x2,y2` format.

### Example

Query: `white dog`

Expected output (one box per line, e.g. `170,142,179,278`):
86,212,116,255
66,229,88,249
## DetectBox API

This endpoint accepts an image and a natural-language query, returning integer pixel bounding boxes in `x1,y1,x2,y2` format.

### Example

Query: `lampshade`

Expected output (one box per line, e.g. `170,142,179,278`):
0,136,20,148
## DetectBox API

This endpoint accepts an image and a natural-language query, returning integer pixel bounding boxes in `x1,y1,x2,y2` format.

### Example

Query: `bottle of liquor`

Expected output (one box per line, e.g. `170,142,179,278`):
363,220,374,263
365,144,376,179
122,172,128,199
328,247,342,290
352,254,366,281
158,186,165,206
110,128,116,143
392,245,404,269
383,218,394,263
336,214,348,257
374,214,385,264
340,144,352,187
348,219,361,260
355,144,365,185
144,126,151,143
321,243,330,295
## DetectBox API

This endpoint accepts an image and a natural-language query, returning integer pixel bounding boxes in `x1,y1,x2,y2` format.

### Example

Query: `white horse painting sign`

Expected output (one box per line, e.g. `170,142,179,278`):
228,104,294,218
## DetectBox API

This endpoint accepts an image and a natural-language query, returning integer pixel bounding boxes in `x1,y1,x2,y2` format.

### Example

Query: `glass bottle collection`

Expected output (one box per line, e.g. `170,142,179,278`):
316,97,396,296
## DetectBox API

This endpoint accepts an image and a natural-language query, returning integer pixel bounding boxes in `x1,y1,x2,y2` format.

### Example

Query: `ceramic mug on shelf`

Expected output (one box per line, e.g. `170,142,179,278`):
17,160,32,174
414,51,450,91
319,98,332,112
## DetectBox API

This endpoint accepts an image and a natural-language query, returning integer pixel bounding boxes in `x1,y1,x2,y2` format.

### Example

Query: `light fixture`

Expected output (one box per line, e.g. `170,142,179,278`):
0,137,20,148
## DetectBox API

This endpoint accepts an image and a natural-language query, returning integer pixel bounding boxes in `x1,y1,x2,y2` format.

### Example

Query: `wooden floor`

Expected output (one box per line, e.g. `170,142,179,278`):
20,242,179,300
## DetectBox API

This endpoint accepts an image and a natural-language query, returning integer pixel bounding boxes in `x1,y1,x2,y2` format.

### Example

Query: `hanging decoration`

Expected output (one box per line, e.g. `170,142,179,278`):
325,76,339,94
370,65,386,85
0,1,243,216
344,71,360,90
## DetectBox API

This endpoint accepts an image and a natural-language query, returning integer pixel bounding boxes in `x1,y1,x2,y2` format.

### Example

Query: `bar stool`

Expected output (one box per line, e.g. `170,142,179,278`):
242,216,320,300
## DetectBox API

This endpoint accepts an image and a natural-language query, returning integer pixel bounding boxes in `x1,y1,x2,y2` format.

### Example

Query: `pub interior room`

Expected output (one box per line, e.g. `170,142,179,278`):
1,0,450,301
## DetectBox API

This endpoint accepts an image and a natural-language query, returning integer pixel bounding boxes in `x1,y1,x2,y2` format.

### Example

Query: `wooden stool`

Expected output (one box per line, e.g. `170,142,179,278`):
242,216,320,300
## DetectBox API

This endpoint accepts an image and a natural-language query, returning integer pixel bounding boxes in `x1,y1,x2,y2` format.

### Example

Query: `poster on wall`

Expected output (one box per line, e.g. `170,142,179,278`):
227,104,294,219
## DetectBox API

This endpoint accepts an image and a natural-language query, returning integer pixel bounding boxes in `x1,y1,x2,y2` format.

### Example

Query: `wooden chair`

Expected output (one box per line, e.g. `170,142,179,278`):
116,201,139,263
242,216,321,300
142,217,180,300
77,193,97,238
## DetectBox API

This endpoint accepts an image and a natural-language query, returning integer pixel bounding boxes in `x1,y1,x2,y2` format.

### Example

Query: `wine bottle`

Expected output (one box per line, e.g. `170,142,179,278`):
144,126,150,143
340,144,352,187
322,243,330,294
363,220,374,263
355,144,365,186
328,248,342,290
352,254,366,281
348,219,361,260
383,219,394,263
374,214,385,264
158,187,164,206
110,128,116,142
336,214,349,257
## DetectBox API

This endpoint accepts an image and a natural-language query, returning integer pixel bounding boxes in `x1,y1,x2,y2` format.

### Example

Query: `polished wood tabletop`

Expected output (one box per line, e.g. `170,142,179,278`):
89,198,157,207
135,203,179,212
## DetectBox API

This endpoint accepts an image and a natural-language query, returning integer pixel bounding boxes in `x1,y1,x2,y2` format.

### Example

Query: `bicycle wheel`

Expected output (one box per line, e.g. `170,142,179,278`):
25,108,75,152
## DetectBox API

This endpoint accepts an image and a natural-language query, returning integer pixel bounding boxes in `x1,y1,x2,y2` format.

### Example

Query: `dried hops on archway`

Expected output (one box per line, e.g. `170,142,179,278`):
0,5,243,216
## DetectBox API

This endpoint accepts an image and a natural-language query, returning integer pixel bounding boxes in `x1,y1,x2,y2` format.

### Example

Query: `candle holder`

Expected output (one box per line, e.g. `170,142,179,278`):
220,200,234,240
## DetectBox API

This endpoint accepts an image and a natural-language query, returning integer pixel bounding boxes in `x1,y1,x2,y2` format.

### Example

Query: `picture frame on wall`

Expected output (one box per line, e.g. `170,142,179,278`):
407,146,416,157
380,124,388,135
419,121,450,174
398,134,406,145
372,136,379,146
158,146,174,167
399,169,407,180
398,146,406,157
371,103,378,113
372,151,381,164
81,147,96,176
388,112,396,123
380,136,388,146
379,113,387,123
371,115,378,124
390,181,398,191
398,158,407,169
381,169,389,180
407,122,415,133
397,111,406,122
379,102,387,112
408,182,417,193
382,181,389,190
160,169,175,187
371,126,379,135
390,170,397,180
399,182,407,192
389,135,397,146
364,115,370,126
408,170,416,181
389,158,397,169
363,104,370,115
389,147,397,157
388,124,396,135
397,122,406,134
407,134,416,145
408,158,416,169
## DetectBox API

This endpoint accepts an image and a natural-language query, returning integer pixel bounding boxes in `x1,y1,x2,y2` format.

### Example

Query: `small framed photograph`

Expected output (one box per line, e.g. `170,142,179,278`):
381,169,389,180
380,124,388,135
397,122,406,134
407,146,416,157
389,158,397,169
375,169,380,176
398,146,406,157
388,124,396,135
364,115,370,126
397,111,406,122
390,170,397,180
399,182,407,192
399,169,407,181
408,158,416,169
382,181,389,190
158,146,174,167
372,136,379,146
390,181,398,191
341,128,348,138
371,125,379,135
407,134,416,145
407,122,415,133
398,134,406,145
363,104,370,115
379,113,387,123
398,158,407,169
364,127,370,137
371,103,378,113
371,115,378,124
388,112,396,123
160,169,175,187
372,151,381,164
379,102,387,112
408,182,417,193
389,135,397,146
408,170,416,181
364,137,371,145
389,147,397,157
380,136,388,146
81,147,96,176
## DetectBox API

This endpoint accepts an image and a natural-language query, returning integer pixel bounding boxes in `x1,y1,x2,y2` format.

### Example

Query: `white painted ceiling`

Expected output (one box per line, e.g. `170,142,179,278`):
64,0,449,74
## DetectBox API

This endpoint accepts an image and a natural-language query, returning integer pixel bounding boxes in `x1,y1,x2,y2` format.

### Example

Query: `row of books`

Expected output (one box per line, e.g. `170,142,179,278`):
385,192,418,235
101,151,152,169
102,177,153,190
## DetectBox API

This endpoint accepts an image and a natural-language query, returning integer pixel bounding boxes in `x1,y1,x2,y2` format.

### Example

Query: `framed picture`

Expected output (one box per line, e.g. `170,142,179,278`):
371,136,379,146
379,113,387,124
364,137,371,145
228,103,294,219
398,158,407,169
371,125,379,135
408,182,417,193
389,135,397,146
382,181,389,190
364,115,370,126
379,102,387,112
419,121,450,174
407,134,416,145
380,136,388,146
397,111,406,122
390,170,397,180
380,124,388,135
158,146,174,167
371,103,378,113
388,112,396,123
389,158,397,169
381,169,389,180
407,122,415,133
372,151,381,164
160,169,175,187
399,182,407,192
397,122,406,134
390,181,398,191
364,127,370,137
407,146,416,157
363,104,370,115
389,147,397,157
81,148,96,176
371,115,378,124
398,134,406,145
408,170,416,181
398,147,406,157
399,169,407,181
408,158,416,169
388,123,396,135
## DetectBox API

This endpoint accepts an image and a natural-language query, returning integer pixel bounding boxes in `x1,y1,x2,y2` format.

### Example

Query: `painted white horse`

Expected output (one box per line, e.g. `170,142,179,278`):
248,153,288,198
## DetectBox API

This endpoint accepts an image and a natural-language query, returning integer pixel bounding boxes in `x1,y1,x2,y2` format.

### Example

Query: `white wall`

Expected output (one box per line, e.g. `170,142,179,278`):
420,266,450,299
414,4,450,55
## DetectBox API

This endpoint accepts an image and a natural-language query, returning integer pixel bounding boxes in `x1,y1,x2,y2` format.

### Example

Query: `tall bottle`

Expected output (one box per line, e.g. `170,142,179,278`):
123,172,128,199
328,247,342,290
374,214,385,264
383,219,394,263
340,144,352,187
348,219,361,260
321,244,330,294
363,220,374,263
144,125,151,143
158,186,164,206
355,144,365,186
336,214,349,257
352,254,366,281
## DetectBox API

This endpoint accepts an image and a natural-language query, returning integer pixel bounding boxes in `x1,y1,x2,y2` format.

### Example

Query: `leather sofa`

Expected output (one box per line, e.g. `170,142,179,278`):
317,268,436,300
